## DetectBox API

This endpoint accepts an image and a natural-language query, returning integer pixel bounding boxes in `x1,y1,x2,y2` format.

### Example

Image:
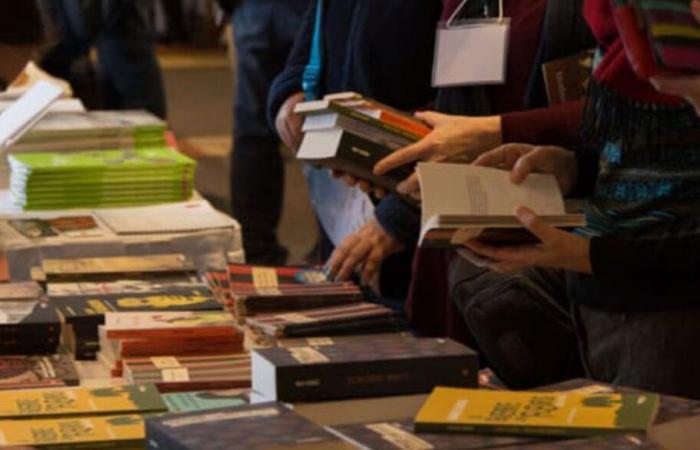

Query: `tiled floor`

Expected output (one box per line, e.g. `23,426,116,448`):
160,48,318,264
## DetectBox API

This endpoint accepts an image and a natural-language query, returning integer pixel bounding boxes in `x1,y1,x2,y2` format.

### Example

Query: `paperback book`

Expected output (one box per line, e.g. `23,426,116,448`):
0,354,79,390
42,254,197,282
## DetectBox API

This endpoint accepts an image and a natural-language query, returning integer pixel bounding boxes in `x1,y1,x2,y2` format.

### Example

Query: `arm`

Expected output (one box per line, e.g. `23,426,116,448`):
501,100,584,147
374,194,421,247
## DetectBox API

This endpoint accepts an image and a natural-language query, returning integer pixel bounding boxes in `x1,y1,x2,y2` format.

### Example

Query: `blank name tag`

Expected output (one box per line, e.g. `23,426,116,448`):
433,19,510,87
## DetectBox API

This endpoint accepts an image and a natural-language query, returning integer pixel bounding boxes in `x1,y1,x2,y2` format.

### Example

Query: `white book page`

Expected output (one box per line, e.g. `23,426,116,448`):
0,81,62,151
418,162,565,227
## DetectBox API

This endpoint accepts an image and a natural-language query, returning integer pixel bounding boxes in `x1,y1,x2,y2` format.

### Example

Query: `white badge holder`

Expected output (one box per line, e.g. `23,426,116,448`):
432,0,510,87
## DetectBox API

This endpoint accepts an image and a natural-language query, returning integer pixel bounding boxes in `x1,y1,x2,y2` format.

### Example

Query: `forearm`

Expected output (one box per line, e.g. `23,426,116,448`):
501,100,584,147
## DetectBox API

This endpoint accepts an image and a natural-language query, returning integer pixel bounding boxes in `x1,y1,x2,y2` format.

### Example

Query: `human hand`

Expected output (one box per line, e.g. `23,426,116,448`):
373,112,502,196
327,220,404,284
649,0,700,117
473,144,578,195
275,92,306,150
464,206,592,273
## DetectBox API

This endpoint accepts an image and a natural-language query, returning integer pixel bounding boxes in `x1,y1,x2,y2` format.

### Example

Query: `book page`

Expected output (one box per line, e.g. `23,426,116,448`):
418,162,565,227
0,81,62,150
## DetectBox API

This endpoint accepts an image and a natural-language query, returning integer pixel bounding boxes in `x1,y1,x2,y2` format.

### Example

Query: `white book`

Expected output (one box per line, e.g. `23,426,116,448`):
0,81,62,151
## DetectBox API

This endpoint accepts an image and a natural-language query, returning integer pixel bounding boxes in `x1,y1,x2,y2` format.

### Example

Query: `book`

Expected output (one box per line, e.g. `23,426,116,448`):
42,254,196,282
0,281,43,301
228,264,363,320
0,354,79,390
103,311,239,339
413,387,659,438
48,277,207,297
275,332,416,349
0,414,146,449
122,354,251,393
0,301,61,354
246,302,405,339
542,50,594,106
9,215,103,239
0,81,62,151
145,403,357,450
0,384,166,419
252,337,478,402
161,390,248,413
416,163,586,248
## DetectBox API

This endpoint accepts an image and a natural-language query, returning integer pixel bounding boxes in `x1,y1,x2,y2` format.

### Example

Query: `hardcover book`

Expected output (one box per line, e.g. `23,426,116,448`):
246,302,405,338
0,384,166,419
252,337,478,402
414,387,659,438
0,354,79,390
417,163,585,248
0,414,146,449
146,403,357,450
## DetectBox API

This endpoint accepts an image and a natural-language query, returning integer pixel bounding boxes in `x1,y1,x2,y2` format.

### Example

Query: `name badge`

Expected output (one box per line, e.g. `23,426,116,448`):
433,18,511,87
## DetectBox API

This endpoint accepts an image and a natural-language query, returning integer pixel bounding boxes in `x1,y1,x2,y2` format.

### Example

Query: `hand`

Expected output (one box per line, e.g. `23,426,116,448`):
330,170,388,199
473,144,578,195
275,92,306,151
649,0,700,117
374,112,502,196
464,207,592,273
327,220,404,284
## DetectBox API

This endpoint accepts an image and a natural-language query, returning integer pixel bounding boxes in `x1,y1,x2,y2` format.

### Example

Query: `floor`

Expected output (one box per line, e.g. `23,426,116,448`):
159,48,319,265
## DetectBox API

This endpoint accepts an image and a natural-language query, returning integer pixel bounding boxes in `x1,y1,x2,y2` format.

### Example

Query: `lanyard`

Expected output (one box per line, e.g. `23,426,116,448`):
302,0,324,101
446,0,505,28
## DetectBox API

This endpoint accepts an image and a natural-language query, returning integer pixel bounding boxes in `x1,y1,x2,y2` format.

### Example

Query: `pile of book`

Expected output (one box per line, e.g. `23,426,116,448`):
100,311,249,392
44,254,223,359
295,91,430,191
8,146,196,210
0,282,61,355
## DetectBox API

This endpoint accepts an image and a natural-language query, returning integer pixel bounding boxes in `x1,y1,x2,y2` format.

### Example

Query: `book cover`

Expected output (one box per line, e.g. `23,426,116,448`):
252,337,478,402
145,404,356,450
104,311,239,339
161,390,248,413
0,301,60,335
0,384,166,419
542,50,594,106
0,354,79,390
0,414,145,448
414,388,659,438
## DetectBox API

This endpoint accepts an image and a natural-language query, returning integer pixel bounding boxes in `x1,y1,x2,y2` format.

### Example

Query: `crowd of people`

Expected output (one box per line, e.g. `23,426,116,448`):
3,0,700,401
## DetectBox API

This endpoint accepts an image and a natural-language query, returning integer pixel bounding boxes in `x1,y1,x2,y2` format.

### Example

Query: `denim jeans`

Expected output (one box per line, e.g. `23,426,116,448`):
230,0,306,264
41,0,167,118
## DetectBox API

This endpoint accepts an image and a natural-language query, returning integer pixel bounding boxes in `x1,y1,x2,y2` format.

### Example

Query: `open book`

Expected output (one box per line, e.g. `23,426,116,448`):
418,163,585,248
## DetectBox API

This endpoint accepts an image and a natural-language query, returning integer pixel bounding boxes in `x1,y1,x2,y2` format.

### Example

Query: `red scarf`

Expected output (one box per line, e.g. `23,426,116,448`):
585,0,682,104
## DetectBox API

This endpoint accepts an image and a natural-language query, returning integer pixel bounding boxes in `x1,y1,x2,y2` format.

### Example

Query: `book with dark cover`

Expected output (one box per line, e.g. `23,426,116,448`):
252,337,478,402
330,419,542,450
146,403,357,450
0,302,61,354
297,128,414,192
0,354,79,389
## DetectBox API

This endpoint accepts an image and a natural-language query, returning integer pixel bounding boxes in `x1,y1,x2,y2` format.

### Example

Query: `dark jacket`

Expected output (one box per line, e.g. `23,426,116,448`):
267,0,442,127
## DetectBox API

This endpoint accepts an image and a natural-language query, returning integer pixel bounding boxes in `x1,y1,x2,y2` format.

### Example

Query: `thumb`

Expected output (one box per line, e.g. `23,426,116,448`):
515,206,555,243
414,111,450,127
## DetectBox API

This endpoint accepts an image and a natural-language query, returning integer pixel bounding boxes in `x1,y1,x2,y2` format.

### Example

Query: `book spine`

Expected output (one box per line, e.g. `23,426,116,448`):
274,354,478,402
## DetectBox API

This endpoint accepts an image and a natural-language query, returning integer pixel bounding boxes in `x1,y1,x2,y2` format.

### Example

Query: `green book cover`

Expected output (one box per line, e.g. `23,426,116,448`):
162,390,248,413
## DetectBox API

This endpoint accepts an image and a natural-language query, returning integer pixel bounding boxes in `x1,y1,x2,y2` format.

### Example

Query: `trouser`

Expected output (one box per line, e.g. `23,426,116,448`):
450,256,700,399
41,0,167,118
230,0,306,265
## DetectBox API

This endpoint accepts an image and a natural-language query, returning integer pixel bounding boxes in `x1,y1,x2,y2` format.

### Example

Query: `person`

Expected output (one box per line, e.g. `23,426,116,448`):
40,0,167,118
269,0,443,298
456,0,700,398
229,0,307,266
0,2,46,90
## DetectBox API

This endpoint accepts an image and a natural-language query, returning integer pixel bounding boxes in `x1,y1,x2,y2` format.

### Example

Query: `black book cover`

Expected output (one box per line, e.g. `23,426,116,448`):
146,403,356,450
0,302,60,336
252,337,478,402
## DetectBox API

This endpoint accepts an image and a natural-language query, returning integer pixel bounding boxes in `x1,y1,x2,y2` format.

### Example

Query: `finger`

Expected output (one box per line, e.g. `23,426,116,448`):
337,241,372,281
328,234,360,278
515,206,559,243
374,140,432,175
414,110,449,127
396,173,420,196
358,180,372,193
473,144,529,169
510,151,538,184
361,246,385,284
290,118,303,148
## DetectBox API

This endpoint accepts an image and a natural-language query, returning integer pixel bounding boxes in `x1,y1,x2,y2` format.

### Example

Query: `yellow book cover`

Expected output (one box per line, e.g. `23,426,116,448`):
0,384,166,419
0,414,144,448
414,388,659,438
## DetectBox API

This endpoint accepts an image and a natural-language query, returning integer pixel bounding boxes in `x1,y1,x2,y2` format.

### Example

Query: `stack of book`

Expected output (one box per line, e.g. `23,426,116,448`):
44,254,222,360
295,92,430,191
246,302,405,339
0,282,61,355
0,354,79,390
227,264,363,322
99,311,249,392
0,384,166,448
8,146,196,210
252,336,478,402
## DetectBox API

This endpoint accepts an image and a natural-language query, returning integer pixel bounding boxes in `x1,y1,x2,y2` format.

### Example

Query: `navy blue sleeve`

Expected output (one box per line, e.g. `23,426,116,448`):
267,0,317,129
374,194,421,247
